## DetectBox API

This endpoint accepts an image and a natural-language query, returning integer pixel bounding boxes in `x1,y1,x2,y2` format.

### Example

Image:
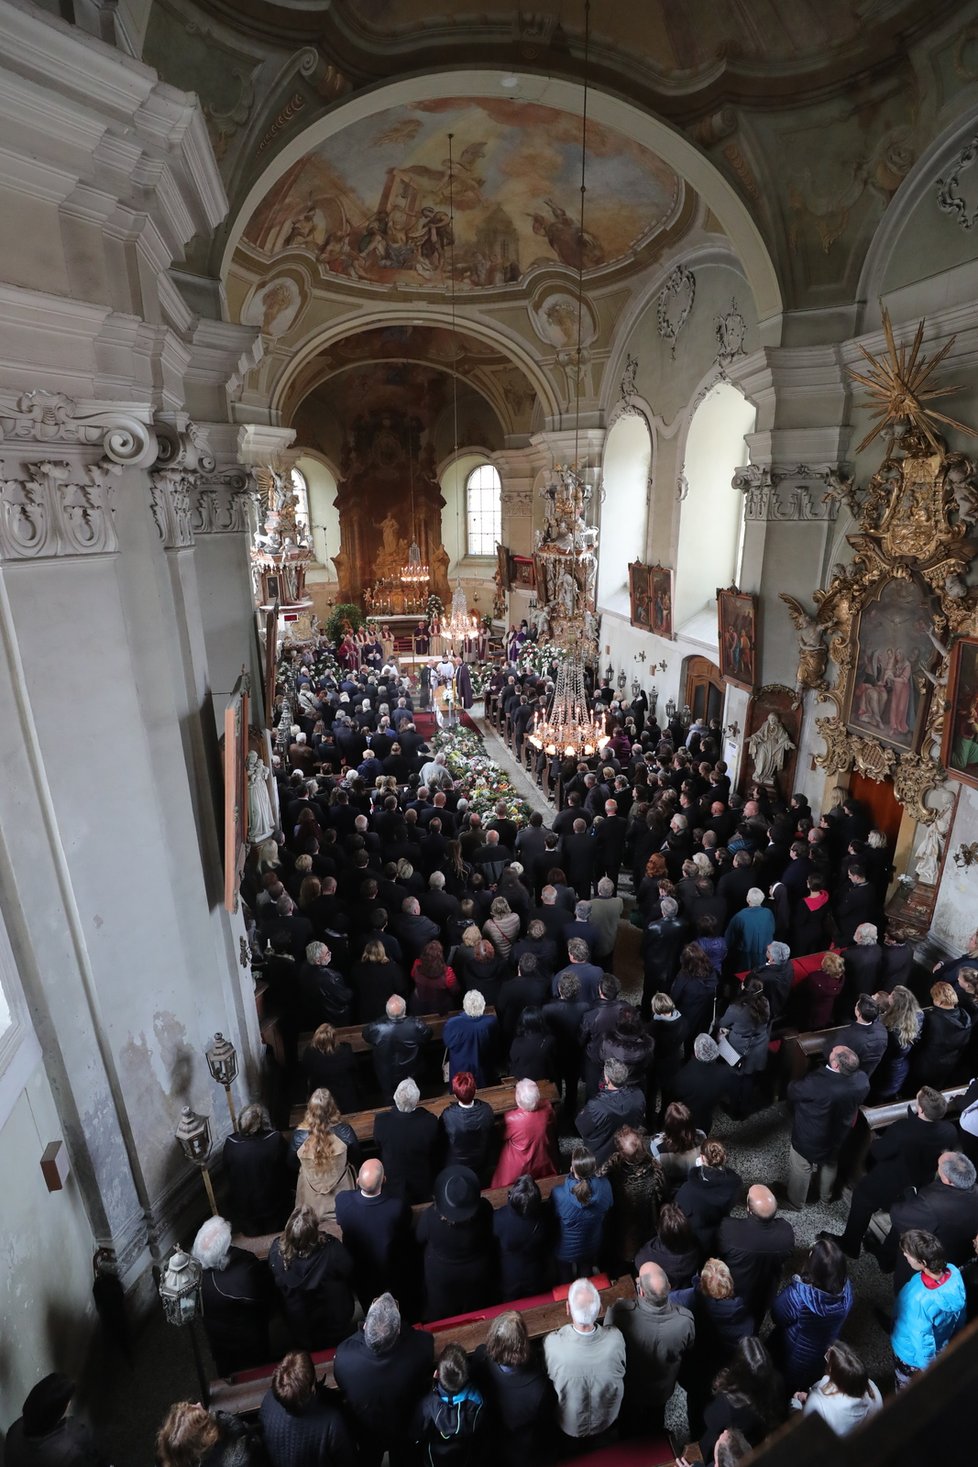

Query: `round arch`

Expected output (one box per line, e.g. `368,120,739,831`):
271,305,562,425
220,69,783,332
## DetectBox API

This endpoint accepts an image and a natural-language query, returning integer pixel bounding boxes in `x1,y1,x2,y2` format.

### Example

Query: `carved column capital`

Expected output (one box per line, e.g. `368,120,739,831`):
191,468,258,535
0,389,157,468
0,458,121,560
149,468,195,549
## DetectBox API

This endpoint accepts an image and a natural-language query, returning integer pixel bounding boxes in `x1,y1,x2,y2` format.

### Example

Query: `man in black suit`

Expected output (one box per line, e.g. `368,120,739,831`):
841,925,883,1001
418,870,460,936
640,898,688,1016
785,1045,870,1209
335,1159,414,1310
575,1058,646,1165
544,971,590,1114
260,891,313,963
821,1086,959,1259
716,851,756,919
496,952,550,1046
593,799,628,890
363,996,433,1100
884,1150,978,1288
833,993,887,1076
333,1292,435,1467
390,896,439,965
297,940,353,1028
834,863,878,947
578,974,630,1098
718,1184,795,1325
561,818,596,901
373,1077,440,1203
531,886,573,946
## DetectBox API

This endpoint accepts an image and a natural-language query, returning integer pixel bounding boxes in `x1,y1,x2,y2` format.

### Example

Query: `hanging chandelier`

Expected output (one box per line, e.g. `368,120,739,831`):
528,0,604,760
529,655,608,757
445,578,476,642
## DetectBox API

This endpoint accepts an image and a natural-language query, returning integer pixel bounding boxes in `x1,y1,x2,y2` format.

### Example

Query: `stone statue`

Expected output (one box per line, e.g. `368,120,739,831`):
380,511,399,557
780,593,827,689
560,571,577,616
747,713,796,785
246,750,275,845
914,796,953,885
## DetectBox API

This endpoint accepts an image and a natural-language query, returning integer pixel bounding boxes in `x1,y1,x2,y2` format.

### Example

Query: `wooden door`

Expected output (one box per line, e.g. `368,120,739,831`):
849,772,903,849
684,656,724,724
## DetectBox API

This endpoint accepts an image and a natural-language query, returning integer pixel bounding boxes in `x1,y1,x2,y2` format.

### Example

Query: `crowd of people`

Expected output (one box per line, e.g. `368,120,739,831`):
13,643,978,1467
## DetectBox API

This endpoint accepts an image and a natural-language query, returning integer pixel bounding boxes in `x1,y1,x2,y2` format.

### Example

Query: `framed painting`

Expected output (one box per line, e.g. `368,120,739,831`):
943,636,978,787
717,587,758,691
648,564,675,639
496,541,511,592
511,554,536,591
628,561,651,629
223,672,250,913
846,577,936,753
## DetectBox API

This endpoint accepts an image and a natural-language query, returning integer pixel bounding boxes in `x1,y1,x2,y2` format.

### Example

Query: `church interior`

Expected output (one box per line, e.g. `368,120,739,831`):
7,0,978,1461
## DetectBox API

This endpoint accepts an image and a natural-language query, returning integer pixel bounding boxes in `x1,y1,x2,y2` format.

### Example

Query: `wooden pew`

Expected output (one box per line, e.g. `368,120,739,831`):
779,1025,848,1087
208,1272,635,1415
838,1082,970,1185
289,1077,560,1140
298,1007,496,1058
234,1173,568,1263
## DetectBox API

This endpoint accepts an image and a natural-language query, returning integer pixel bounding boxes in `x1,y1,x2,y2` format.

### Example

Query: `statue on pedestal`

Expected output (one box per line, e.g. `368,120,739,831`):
747,714,796,784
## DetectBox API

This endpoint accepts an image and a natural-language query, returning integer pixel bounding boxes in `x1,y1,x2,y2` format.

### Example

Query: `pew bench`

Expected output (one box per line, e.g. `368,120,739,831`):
837,1082,971,1184
208,1272,634,1415
233,1172,568,1261
288,1077,559,1140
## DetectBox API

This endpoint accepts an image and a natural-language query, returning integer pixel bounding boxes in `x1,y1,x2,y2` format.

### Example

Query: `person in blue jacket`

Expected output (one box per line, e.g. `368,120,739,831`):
414,1343,485,1466
552,1145,613,1282
443,989,498,1086
769,1237,853,1391
891,1227,966,1390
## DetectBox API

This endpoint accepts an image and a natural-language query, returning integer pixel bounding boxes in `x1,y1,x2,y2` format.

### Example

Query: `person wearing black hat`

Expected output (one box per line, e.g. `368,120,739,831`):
416,1165,497,1321
5,1374,109,1467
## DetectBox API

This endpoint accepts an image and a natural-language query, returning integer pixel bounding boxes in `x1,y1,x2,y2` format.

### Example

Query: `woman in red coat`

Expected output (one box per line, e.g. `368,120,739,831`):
491,1078,556,1187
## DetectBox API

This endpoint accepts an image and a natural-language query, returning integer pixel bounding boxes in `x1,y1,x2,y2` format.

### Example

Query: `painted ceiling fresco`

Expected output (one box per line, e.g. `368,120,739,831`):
241,97,684,290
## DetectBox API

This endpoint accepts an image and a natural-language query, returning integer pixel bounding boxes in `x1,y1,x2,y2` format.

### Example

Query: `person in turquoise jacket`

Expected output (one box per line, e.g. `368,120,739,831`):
725,889,776,972
890,1227,966,1390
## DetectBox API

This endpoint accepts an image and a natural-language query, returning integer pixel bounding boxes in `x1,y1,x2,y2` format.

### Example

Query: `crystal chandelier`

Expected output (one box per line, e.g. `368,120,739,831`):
445,578,476,642
529,655,608,757
401,539,429,584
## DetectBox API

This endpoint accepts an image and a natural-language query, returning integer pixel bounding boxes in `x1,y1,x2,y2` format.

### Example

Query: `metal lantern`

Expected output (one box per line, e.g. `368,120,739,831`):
159,1248,201,1327
604,662,614,684
175,1105,218,1216
175,1105,211,1164
158,1247,209,1404
665,696,677,722
205,1033,238,1129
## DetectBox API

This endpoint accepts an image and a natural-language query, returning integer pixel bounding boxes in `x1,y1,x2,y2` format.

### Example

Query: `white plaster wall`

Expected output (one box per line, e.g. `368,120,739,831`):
0,1063,96,1428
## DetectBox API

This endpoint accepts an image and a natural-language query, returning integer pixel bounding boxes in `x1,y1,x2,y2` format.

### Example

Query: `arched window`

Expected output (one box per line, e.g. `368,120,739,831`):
290,466,310,537
597,414,652,611
465,463,501,556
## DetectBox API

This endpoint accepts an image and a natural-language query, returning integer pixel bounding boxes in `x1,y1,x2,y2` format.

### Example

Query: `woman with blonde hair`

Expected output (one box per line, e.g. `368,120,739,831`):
156,1401,265,1467
300,1021,361,1113
483,896,521,960
350,935,406,1023
799,950,845,1030
872,985,923,1099
291,1087,355,1224
682,1259,756,1438
911,980,973,1088
268,1204,356,1350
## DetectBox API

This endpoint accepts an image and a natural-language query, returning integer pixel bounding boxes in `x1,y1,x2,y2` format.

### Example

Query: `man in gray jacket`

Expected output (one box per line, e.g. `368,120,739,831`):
544,1277,626,1445
604,1261,695,1434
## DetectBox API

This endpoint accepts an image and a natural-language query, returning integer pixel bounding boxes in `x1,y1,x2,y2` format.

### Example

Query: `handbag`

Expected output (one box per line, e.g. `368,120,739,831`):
717,1033,744,1069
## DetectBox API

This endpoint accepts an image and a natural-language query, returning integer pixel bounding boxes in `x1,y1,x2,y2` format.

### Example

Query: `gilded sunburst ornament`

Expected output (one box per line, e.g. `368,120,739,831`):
850,307,978,455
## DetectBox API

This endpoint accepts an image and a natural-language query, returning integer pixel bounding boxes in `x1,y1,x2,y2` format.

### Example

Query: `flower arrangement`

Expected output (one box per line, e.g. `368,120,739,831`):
431,725,534,823
425,593,444,620
516,639,571,677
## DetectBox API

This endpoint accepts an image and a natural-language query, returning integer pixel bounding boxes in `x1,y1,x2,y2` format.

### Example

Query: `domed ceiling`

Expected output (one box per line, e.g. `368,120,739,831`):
239,96,690,293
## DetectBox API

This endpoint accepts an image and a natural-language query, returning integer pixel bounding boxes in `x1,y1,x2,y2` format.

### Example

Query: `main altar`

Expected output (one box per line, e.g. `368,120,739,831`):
330,408,452,609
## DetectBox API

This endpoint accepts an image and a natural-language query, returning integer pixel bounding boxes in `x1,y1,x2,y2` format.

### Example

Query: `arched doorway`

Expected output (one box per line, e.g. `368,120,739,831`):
683,655,724,724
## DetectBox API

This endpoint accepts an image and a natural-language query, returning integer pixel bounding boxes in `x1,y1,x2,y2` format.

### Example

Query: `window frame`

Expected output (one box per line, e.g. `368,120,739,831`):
464,462,502,559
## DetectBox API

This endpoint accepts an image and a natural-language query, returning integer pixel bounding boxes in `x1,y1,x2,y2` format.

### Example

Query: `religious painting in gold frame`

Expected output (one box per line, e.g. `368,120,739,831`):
628,562,650,629
717,587,757,691
942,637,978,789
223,673,250,913
845,578,937,755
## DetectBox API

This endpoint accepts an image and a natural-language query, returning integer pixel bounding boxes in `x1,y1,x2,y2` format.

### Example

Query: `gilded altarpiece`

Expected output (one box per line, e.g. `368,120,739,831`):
782,430,978,827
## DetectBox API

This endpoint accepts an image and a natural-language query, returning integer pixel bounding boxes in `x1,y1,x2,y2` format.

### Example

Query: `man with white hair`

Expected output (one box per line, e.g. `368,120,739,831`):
673,1032,736,1134
191,1215,272,1375
543,1276,626,1444
363,994,433,1100
419,749,453,790
746,939,794,1020
373,1077,440,1203
589,876,624,965
725,886,775,972
443,989,498,1087
418,867,461,936
575,1058,646,1166
334,1292,434,1464
842,920,883,995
